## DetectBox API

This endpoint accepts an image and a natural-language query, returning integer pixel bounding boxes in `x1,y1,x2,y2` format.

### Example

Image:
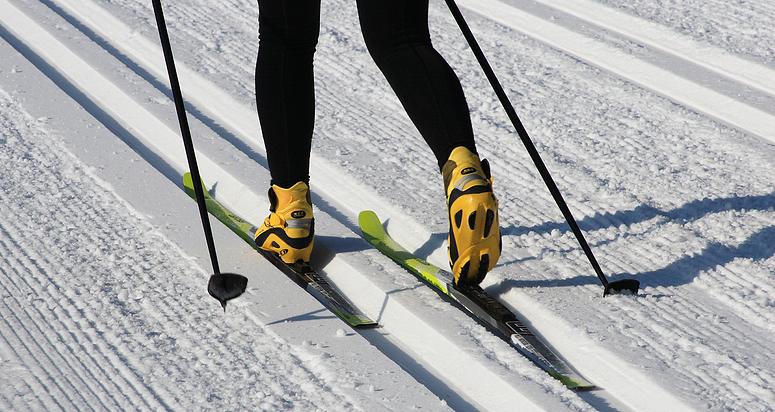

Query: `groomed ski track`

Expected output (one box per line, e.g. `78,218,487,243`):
1,0,774,410
0,1,585,409
0,7,454,412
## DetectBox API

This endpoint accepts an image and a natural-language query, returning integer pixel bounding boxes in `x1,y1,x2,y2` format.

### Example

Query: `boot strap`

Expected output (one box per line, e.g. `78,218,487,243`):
454,174,487,191
286,218,313,230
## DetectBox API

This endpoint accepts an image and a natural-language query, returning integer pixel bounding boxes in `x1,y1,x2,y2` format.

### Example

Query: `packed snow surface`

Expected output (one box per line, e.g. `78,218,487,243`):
1,0,774,410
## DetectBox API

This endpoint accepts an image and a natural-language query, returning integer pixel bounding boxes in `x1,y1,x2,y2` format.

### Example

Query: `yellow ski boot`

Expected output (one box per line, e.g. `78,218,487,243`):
442,146,501,286
254,182,314,265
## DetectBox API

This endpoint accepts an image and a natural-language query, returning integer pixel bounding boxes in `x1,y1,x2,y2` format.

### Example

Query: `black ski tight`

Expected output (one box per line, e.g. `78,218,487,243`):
257,0,477,188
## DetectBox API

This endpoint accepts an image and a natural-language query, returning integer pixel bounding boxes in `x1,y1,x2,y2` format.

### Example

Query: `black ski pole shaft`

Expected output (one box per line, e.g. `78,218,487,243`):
445,0,638,295
152,0,248,309
152,0,220,275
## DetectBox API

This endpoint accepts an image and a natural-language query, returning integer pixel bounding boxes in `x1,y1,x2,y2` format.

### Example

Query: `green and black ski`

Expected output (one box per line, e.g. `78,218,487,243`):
183,173,376,328
359,210,594,390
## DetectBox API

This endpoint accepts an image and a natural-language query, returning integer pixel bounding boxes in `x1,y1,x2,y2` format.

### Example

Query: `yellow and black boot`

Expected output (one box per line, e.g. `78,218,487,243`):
443,146,501,286
254,182,315,265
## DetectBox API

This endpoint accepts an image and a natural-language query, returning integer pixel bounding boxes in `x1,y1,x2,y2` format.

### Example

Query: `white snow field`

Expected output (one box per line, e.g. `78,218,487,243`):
1,0,773,410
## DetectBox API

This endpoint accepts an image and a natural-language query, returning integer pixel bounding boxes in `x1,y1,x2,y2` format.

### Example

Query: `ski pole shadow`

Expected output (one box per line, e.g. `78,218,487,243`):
491,192,775,292
373,192,775,277
621,224,775,288
490,272,600,291
496,228,640,267
493,224,775,292
357,327,480,412
373,284,424,324
265,308,336,326
502,192,775,238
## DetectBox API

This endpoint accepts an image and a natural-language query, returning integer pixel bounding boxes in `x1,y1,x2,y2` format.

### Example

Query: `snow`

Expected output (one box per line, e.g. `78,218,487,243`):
0,88,356,411
1,0,774,410
590,0,775,67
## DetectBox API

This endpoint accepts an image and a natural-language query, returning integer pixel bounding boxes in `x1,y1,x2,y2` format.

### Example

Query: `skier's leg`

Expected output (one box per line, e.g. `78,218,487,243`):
356,0,476,169
254,0,319,264
256,0,320,188
358,0,500,285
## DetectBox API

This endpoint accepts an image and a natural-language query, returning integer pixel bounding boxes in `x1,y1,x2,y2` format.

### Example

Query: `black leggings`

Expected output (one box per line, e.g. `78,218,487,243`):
256,0,477,188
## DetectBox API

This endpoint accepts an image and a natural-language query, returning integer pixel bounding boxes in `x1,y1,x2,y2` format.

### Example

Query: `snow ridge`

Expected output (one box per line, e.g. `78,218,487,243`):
457,0,775,144
0,89,356,410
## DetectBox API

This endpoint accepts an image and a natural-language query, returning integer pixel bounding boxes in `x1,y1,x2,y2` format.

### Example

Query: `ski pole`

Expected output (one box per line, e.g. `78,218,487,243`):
444,0,639,296
152,0,247,309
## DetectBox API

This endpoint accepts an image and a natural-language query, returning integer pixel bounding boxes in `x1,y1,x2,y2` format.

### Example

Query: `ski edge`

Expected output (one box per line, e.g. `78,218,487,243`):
182,173,377,328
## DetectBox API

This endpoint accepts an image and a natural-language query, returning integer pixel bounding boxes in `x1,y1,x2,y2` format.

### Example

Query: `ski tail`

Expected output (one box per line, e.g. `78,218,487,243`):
182,173,254,243
182,173,376,328
358,211,451,295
